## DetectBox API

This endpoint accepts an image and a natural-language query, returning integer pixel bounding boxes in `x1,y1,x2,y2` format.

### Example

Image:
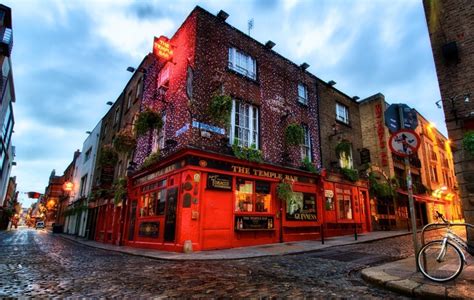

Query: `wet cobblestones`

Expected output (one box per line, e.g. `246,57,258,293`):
0,228,439,298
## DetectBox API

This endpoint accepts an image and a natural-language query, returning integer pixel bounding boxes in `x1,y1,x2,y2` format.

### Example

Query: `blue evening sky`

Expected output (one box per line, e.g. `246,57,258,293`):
4,0,444,208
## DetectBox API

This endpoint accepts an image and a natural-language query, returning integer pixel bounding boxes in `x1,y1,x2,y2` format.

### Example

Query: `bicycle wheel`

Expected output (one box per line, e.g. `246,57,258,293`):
417,240,464,282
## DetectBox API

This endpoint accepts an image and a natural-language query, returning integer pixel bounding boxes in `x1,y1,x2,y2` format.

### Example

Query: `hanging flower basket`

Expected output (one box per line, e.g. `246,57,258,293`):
113,177,128,205
98,145,118,167
277,182,293,203
285,123,304,146
135,109,163,136
208,94,232,126
462,131,474,156
113,129,137,153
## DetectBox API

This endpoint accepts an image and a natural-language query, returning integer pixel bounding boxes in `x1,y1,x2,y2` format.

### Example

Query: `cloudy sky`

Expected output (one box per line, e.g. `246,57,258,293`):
5,0,444,208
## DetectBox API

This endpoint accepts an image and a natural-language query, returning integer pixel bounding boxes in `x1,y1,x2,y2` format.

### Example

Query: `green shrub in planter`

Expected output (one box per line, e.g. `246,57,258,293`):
341,167,359,182
462,131,474,156
335,141,352,158
285,123,304,146
231,140,263,163
301,156,318,174
208,94,232,126
141,151,161,169
135,109,163,136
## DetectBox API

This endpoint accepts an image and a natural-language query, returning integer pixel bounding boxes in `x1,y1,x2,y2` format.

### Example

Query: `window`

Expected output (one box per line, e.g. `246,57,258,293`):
235,180,271,213
157,64,170,88
140,181,167,217
336,187,352,220
286,192,317,221
230,100,259,148
126,92,133,110
152,111,166,152
80,174,88,197
301,124,311,161
338,143,353,169
430,165,439,182
84,147,92,163
336,103,349,124
297,83,308,105
228,47,256,80
114,107,120,125
135,78,142,100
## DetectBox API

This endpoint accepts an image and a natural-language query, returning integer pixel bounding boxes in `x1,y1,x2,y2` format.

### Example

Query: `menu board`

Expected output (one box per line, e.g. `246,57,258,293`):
138,222,159,238
235,216,274,230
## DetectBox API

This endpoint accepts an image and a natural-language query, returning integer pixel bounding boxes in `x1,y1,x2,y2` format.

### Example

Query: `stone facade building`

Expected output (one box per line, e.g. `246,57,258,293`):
423,0,474,244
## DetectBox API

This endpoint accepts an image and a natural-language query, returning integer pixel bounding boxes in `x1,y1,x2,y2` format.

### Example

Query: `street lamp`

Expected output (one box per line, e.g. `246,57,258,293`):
435,93,470,108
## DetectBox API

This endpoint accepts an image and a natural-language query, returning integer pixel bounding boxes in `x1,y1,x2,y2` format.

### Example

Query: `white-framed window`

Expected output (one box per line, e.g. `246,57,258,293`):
228,47,256,80
84,147,92,163
230,100,259,148
152,111,167,152
301,124,311,161
80,174,88,197
339,144,353,169
298,83,308,105
336,103,349,124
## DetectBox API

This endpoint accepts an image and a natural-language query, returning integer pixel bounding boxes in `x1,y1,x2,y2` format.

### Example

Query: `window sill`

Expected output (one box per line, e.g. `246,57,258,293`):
297,100,309,107
335,119,351,128
227,68,260,86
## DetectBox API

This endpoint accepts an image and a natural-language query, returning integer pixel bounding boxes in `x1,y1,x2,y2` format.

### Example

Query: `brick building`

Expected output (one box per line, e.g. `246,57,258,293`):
359,94,461,231
120,6,370,252
423,0,474,244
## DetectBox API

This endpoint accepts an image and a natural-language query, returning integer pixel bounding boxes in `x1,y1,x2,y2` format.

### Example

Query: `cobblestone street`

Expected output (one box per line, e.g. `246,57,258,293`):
0,228,424,298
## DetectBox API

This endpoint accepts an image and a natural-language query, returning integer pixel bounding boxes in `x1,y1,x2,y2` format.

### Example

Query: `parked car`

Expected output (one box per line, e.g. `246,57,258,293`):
35,221,45,229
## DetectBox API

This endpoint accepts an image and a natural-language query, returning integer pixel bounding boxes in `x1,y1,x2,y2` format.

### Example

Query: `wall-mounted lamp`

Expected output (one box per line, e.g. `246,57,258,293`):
126,66,136,73
106,101,114,106
86,131,92,134
127,66,147,74
265,40,276,49
352,96,360,101
328,80,336,86
435,92,471,122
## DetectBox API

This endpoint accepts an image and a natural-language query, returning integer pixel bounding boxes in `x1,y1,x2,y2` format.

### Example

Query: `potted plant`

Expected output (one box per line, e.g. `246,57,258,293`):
113,129,137,153
135,109,163,136
231,140,263,163
285,123,304,146
301,156,318,174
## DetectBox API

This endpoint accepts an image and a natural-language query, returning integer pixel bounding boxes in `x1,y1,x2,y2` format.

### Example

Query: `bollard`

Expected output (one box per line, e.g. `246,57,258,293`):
354,223,358,241
320,225,325,245
183,240,193,253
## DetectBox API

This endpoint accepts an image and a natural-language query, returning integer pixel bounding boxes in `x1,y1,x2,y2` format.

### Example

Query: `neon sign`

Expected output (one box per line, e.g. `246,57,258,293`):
153,36,173,60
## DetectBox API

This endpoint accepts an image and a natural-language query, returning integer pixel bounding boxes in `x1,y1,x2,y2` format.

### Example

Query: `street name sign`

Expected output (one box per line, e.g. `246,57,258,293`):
384,104,418,132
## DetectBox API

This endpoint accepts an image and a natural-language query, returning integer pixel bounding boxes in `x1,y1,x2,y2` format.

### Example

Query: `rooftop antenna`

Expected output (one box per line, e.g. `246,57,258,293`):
248,18,254,36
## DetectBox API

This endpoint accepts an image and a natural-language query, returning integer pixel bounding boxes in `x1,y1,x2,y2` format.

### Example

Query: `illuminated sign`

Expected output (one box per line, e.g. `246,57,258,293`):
153,36,173,60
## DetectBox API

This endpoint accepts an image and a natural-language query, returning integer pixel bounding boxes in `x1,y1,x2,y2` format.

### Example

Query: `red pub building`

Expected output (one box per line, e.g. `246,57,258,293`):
120,6,371,252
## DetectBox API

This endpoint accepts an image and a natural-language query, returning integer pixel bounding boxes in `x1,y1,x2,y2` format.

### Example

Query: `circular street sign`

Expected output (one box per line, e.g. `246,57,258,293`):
389,129,421,157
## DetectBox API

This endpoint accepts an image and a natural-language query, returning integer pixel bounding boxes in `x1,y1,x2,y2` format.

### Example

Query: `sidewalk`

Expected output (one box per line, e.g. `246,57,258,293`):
57,230,409,260
361,257,473,299
56,230,473,299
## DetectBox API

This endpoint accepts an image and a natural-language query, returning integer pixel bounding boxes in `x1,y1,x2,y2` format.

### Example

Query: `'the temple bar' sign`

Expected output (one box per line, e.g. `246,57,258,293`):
153,36,173,60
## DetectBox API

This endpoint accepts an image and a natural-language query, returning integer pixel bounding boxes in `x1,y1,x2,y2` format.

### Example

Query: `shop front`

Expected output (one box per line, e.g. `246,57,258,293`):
124,149,324,252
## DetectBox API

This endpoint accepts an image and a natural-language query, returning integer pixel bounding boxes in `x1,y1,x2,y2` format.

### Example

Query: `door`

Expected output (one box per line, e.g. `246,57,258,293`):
128,201,137,241
164,187,178,242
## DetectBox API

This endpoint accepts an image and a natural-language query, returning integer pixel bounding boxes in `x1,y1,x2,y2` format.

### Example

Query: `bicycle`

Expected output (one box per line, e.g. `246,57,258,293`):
416,211,474,282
